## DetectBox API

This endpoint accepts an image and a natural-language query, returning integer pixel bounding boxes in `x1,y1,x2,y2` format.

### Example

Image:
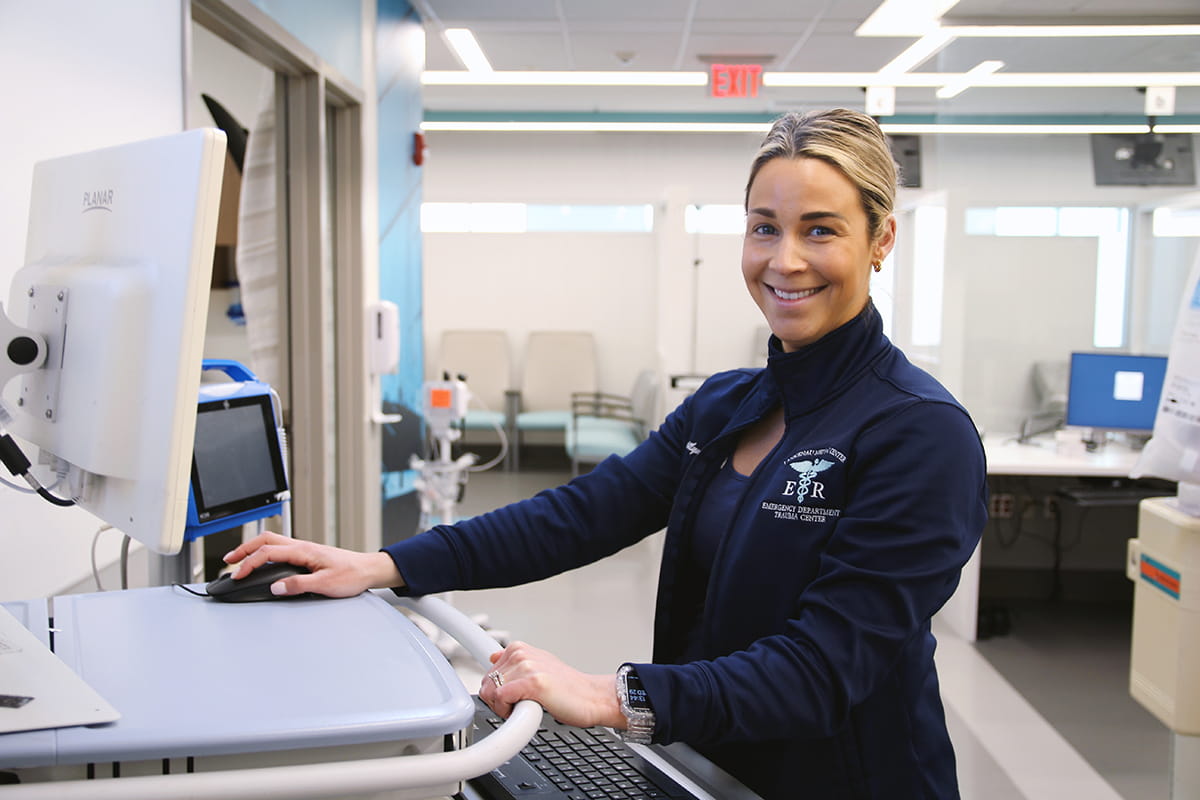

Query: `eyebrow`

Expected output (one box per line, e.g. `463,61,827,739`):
747,207,849,223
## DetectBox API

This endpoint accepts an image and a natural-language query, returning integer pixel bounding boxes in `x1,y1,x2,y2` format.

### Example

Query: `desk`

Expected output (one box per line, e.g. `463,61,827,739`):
939,434,1149,641
1,587,473,798
983,433,1141,477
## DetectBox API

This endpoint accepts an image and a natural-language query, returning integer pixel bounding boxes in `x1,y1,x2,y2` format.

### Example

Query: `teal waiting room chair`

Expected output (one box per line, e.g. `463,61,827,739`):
565,369,659,476
507,331,597,470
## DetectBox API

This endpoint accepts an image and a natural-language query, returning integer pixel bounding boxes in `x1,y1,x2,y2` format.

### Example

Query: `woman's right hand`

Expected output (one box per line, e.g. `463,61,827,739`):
221,532,404,598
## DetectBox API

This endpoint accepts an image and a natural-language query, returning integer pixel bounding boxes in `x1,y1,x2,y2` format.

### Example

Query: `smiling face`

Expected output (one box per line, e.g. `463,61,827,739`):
742,156,895,352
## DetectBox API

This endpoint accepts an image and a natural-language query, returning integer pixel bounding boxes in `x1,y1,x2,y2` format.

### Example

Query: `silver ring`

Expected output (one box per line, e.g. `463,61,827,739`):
488,670,504,688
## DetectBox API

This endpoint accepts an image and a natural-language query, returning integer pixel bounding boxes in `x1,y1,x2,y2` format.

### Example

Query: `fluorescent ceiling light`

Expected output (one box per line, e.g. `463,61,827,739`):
421,121,769,133
857,0,961,37
422,69,1200,89
764,72,961,87
881,123,1199,135
443,28,493,73
763,71,1200,88
948,24,1200,38
937,60,1004,98
423,70,709,86
1154,125,1200,134
877,30,957,74
420,120,1200,135
424,69,1199,89
973,72,1199,88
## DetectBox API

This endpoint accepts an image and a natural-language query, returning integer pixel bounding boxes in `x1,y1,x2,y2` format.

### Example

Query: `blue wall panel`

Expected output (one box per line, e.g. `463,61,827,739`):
376,0,425,527
249,0,364,85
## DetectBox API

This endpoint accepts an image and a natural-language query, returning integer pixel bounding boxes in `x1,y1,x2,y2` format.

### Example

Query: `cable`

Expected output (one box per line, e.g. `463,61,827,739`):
0,432,75,507
989,478,1055,551
0,432,32,480
0,472,35,494
464,393,509,473
36,486,74,506
270,388,292,539
91,527,104,590
120,535,131,590
1016,411,1064,444
90,524,115,590
468,415,509,472
0,406,45,495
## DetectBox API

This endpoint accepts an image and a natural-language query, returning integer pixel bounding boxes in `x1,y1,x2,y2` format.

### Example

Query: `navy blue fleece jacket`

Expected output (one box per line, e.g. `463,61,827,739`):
384,304,988,799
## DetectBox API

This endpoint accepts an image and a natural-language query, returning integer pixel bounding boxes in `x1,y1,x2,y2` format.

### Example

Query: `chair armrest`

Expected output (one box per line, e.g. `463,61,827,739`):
571,393,636,420
504,389,522,422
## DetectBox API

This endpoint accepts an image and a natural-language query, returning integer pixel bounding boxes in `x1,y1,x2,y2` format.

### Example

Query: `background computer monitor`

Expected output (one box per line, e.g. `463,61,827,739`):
0,129,226,555
1065,352,1168,434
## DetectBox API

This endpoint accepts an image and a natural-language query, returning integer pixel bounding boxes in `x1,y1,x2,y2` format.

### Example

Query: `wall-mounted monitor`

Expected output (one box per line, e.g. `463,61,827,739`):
889,134,921,188
1066,352,1168,435
1091,133,1196,187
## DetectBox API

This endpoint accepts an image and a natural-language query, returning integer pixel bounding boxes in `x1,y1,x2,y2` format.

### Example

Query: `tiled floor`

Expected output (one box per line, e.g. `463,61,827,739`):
439,465,1173,799
971,599,1169,800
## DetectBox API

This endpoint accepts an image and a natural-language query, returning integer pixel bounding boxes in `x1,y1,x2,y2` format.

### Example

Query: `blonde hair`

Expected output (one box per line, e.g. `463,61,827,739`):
745,108,898,242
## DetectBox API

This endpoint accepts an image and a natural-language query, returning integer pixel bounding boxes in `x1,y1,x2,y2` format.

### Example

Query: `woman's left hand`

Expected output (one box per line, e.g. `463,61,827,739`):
479,641,625,730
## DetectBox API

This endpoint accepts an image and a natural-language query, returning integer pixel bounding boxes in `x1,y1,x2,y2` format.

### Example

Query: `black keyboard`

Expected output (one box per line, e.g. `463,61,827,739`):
467,696,694,800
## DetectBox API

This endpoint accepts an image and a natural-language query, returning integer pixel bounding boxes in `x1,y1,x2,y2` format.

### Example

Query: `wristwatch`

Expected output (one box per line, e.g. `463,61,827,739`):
615,663,656,744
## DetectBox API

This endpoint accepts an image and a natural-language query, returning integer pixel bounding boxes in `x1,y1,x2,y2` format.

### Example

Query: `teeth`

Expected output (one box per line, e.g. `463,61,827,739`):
771,286,821,301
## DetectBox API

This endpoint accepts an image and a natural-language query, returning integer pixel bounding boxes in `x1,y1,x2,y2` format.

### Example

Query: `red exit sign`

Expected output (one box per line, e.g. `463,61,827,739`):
710,64,762,98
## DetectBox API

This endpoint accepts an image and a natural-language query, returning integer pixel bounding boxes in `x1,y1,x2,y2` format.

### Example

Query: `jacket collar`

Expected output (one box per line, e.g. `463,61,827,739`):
764,301,888,420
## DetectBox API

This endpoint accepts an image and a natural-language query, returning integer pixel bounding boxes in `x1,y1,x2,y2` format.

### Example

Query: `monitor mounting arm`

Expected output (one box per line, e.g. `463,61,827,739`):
0,303,46,390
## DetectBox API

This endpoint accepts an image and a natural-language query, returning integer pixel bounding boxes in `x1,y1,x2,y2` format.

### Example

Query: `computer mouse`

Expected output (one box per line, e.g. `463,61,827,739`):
205,562,312,603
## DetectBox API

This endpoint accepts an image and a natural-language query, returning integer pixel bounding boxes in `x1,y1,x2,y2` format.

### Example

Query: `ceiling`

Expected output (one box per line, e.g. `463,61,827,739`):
411,0,1200,129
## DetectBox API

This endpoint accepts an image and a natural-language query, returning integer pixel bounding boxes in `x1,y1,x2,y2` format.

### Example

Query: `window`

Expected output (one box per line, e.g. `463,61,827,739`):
1153,207,1200,237
685,204,745,235
421,203,654,233
966,206,1131,348
912,206,946,347
527,204,654,232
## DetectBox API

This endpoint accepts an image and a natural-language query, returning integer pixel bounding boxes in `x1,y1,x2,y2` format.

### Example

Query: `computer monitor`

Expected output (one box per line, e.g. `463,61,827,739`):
186,361,289,542
0,129,226,555
1065,352,1169,435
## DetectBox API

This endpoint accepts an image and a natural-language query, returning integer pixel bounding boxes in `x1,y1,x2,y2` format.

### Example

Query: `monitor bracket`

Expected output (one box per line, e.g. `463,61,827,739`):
0,285,65,422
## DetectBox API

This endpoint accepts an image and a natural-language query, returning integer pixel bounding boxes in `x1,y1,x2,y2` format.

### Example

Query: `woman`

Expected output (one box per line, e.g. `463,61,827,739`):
226,108,988,799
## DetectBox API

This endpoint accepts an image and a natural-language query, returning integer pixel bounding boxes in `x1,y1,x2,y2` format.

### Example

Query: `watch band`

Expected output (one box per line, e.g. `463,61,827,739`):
616,663,655,744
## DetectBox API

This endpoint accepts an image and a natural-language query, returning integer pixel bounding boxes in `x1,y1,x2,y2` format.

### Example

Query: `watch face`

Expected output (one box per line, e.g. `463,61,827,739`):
625,670,653,711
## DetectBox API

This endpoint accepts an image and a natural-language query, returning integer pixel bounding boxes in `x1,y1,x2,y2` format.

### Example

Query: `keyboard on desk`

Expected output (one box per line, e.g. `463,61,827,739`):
467,696,693,800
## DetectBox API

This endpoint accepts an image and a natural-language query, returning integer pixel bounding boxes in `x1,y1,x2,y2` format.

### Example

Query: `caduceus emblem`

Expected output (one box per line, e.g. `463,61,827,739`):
789,459,835,504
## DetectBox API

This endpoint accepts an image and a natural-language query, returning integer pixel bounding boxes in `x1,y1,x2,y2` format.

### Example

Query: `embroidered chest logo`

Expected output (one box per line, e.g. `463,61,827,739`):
788,458,835,504
759,447,847,523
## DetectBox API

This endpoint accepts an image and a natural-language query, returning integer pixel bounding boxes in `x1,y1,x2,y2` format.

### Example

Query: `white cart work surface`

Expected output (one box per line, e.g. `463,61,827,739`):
0,588,542,800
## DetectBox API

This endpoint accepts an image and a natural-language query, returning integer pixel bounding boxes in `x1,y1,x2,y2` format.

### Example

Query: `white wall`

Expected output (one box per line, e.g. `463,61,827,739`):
421,129,1198,435
0,1,186,601
424,232,658,394
421,131,764,422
